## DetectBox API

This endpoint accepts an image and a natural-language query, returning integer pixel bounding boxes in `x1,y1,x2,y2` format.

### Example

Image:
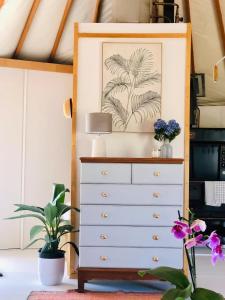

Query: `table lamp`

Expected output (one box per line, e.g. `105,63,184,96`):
213,56,225,82
86,112,112,157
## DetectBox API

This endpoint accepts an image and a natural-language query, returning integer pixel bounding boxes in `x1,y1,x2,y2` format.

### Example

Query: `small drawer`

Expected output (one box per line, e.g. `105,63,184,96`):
132,164,183,184
80,184,183,205
80,205,182,226
80,163,131,184
79,226,182,248
79,247,183,268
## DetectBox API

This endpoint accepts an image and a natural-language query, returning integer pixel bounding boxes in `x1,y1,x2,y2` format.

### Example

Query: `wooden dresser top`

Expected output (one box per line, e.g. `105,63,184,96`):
80,157,184,164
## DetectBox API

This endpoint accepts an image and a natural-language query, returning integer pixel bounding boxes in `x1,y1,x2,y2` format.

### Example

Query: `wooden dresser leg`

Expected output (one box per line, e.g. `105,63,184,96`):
77,279,85,293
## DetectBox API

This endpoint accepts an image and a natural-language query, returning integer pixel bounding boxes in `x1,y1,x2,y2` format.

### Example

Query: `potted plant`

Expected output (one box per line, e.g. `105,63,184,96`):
7,183,79,286
139,211,224,299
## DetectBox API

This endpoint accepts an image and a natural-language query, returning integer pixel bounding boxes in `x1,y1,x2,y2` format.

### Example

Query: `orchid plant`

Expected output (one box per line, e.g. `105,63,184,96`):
139,211,224,300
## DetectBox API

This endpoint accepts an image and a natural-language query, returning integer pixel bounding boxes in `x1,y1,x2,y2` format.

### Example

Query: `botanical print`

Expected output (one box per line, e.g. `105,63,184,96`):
102,42,162,132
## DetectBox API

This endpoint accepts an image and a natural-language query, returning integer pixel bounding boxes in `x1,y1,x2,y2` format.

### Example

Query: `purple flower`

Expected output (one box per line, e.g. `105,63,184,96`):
206,231,221,249
171,221,191,239
211,244,224,266
185,234,203,249
154,119,167,131
190,219,207,233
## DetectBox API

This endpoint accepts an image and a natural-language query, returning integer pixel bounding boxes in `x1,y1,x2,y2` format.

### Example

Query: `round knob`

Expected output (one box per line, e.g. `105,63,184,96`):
153,192,160,198
152,256,159,262
100,234,108,240
153,213,160,219
101,192,108,198
100,256,108,261
153,171,160,177
152,235,159,240
101,170,109,176
101,212,108,219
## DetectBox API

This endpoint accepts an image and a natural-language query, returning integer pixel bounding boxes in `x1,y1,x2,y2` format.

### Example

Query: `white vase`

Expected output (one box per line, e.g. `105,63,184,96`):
160,139,173,158
38,256,65,286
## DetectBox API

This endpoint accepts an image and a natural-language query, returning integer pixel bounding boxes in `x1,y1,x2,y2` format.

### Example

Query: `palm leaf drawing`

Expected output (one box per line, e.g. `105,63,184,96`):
102,96,128,128
131,90,161,123
129,48,153,78
135,72,161,89
105,54,129,76
103,77,129,99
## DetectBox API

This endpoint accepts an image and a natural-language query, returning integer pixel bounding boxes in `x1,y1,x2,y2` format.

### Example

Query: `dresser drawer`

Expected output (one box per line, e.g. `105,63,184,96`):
79,247,183,268
132,164,183,184
80,163,131,184
80,205,181,226
80,226,182,248
80,184,183,205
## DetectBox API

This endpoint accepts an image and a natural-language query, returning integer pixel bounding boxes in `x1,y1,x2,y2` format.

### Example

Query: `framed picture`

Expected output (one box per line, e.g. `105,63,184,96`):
101,42,162,132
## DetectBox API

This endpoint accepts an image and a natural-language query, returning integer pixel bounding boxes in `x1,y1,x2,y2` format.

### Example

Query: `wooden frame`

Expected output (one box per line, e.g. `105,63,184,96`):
71,23,192,282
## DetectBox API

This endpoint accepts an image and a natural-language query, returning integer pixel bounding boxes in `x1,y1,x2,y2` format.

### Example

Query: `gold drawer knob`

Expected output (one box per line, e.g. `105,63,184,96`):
101,192,108,198
100,234,108,240
152,256,159,262
153,192,160,198
152,235,159,240
101,212,108,219
153,171,160,177
101,170,109,176
100,255,108,261
153,213,160,219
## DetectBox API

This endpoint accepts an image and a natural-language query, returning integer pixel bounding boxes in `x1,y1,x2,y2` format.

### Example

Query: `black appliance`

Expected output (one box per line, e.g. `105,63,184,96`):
190,128,225,242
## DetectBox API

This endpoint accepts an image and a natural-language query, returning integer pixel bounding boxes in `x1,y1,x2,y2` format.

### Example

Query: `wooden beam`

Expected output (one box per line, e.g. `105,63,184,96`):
14,0,41,58
78,32,187,39
49,0,74,62
214,0,225,55
92,0,101,22
183,0,195,73
0,57,73,73
0,0,4,8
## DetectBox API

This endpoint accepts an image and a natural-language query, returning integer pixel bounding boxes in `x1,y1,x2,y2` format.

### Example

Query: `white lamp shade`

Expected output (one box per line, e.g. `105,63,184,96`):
85,112,112,134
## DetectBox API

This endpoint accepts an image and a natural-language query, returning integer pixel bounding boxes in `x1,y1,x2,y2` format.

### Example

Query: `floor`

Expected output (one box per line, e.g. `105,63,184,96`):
0,248,224,300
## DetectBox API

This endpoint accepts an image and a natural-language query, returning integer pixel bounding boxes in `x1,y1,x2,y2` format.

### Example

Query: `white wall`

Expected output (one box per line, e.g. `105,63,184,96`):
76,23,187,162
0,67,72,249
200,106,225,128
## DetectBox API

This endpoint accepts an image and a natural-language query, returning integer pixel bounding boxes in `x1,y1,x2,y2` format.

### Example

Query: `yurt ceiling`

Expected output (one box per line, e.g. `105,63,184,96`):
0,0,224,103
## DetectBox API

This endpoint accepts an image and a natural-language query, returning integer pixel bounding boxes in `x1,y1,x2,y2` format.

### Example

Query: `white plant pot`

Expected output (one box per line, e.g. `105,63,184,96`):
38,256,65,286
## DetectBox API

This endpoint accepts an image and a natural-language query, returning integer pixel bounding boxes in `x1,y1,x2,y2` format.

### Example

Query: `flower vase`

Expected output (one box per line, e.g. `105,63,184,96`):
160,139,173,158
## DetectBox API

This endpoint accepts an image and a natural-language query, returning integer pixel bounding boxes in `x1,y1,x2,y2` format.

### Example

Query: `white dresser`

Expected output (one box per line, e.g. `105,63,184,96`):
78,157,184,292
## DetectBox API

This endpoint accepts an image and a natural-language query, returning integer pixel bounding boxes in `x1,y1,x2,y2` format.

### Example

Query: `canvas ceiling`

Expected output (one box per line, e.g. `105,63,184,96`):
0,0,224,101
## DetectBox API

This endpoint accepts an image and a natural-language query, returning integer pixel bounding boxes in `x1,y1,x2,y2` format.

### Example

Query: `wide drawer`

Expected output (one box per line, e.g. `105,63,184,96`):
80,163,131,184
132,164,183,184
80,205,182,226
80,184,183,205
79,247,183,268
79,226,182,248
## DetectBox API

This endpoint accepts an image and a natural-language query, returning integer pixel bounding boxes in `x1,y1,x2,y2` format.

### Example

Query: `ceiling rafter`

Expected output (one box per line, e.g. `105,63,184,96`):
214,0,225,55
92,0,101,22
0,0,4,8
13,0,41,58
48,0,74,62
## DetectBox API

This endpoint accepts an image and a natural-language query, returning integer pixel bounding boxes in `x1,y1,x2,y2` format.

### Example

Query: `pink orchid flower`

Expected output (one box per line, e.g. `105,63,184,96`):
190,219,206,233
171,221,191,239
206,231,221,249
185,234,203,249
211,244,224,266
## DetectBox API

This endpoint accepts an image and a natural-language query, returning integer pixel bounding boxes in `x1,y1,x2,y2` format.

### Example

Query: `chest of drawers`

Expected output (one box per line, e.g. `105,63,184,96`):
78,157,184,292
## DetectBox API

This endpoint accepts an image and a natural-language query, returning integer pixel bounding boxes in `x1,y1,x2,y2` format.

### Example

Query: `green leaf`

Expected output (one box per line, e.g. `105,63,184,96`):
162,284,192,300
24,238,45,249
6,214,46,225
191,288,224,300
14,204,44,215
30,225,45,240
58,225,74,234
138,267,190,290
52,183,69,205
44,203,57,226
60,241,79,256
